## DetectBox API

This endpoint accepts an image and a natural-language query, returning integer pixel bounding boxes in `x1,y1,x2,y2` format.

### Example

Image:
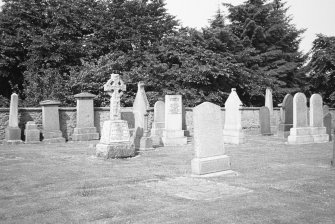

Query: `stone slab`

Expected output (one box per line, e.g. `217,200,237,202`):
72,133,100,141
5,127,21,141
24,129,40,143
43,137,66,144
191,155,231,175
96,142,135,158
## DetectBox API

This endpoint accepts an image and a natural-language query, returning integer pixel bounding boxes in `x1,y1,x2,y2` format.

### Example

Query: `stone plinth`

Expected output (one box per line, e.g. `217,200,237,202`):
40,100,65,143
5,93,22,144
192,102,231,175
24,121,40,143
287,127,313,144
162,95,187,146
72,92,99,141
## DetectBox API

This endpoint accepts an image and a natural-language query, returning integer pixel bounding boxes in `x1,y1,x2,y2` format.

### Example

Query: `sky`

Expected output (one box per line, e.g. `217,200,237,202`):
0,0,334,53
164,0,335,53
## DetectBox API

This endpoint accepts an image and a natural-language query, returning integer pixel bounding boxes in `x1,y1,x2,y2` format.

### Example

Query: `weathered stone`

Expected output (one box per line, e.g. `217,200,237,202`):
24,121,40,143
5,93,22,144
265,88,273,121
287,93,313,144
72,92,99,141
223,88,245,144
192,102,231,175
133,82,150,150
139,113,153,150
324,113,332,141
96,74,135,159
162,95,187,146
150,101,165,147
40,100,65,143
278,94,293,138
323,105,330,116
309,94,328,143
259,106,272,136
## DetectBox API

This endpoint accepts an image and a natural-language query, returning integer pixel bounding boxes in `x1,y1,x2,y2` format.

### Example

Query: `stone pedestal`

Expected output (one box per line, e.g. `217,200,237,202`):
96,120,135,158
192,155,230,175
310,127,329,143
40,100,65,143
223,129,245,144
287,128,313,144
24,121,40,144
5,127,22,144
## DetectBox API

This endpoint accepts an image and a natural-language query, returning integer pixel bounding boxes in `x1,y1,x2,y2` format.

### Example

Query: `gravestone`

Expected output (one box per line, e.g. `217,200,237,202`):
287,93,313,144
323,105,330,116
40,100,65,143
72,92,99,141
278,94,293,138
192,102,231,175
150,101,165,147
5,93,22,144
324,113,332,141
96,74,135,158
133,82,150,150
259,106,272,135
24,121,40,143
139,113,154,150
309,94,329,143
162,95,187,146
265,88,274,121
223,88,245,144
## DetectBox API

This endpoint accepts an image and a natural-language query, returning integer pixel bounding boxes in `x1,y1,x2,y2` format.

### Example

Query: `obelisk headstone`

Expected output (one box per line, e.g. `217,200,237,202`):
287,93,313,144
309,94,329,143
5,93,22,144
133,82,150,150
40,100,65,143
259,106,272,135
192,102,231,175
265,88,273,117
223,88,245,144
150,101,165,147
24,121,40,143
278,94,293,138
96,74,135,158
162,95,187,146
72,92,99,141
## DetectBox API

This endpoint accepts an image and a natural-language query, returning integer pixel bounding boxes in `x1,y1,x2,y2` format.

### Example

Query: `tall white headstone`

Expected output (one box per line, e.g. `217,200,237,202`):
192,102,231,175
5,93,22,144
223,88,245,144
309,94,328,143
162,95,187,146
96,74,135,158
150,101,165,147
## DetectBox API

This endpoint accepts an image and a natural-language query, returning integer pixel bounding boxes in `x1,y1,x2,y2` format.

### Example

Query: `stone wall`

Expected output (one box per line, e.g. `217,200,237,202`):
0,107,334,141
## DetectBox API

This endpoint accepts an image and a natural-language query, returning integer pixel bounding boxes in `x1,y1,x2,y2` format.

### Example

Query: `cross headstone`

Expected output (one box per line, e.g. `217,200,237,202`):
278,94,293,138
150,100,165,147
96,74,135,159
5,93,22,144
310,94,329,143
104,74,126,121
259,106,272,135
192,102,231,175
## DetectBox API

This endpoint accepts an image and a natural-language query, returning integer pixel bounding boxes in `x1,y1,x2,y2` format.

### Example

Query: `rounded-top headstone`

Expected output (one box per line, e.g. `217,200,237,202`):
154,101,165,122
310,93,323,127
293,92,308,128
40,100,61,106
74,92,96,99
282,94,293,124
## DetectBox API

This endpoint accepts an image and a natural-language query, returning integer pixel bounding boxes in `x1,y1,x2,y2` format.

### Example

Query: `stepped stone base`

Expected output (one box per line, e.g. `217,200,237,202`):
42,130,65,143
5,127,22,142
162,130,187,146
72,127,99,141
96,141,135,158
287,127,313,144
310,127,329,143
191,155,231,175
223,129,245,144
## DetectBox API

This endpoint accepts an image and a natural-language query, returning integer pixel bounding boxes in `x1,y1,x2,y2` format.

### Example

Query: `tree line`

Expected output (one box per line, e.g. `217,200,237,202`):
0,0,334,107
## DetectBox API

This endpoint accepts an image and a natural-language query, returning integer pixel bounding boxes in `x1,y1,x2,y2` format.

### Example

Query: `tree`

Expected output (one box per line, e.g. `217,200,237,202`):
305,34,335,106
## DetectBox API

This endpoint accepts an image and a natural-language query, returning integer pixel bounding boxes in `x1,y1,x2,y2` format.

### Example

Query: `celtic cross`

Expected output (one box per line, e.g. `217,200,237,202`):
104,74,126,120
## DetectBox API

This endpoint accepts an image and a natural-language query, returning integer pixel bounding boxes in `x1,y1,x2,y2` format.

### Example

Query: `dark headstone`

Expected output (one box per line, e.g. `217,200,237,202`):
278,94,293,138
259,106,272,136
324,113,332,141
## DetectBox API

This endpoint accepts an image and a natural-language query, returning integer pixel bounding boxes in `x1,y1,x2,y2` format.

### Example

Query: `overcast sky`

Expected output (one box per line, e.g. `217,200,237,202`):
1,0,334,53
165,0,335,53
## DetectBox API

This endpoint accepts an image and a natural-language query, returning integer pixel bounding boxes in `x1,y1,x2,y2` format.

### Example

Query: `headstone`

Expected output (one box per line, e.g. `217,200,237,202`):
40,100,65,143
259,106,272,135
287,92,313,144
72,92,99,141
150,101,165,147
139,113,154,150
133,82,150,150
223,88,245,144
24,121,40,143
96,74,135,158
265,88,273,118
192,102,231,175
309,94,329,143
324,113,332,141
323,105,330,116
278,94,293,138
162,95,187,146
5,93,22,144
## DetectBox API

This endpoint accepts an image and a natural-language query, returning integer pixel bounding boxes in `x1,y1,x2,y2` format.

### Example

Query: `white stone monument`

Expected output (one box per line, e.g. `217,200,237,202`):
72,92,99,141
162,95,187,146
287,92,313,144
223,88,245,144
265,88,273,118
309,94,329,143
96,74,135,158
24,121,40,144
5,93,22,144
150,101,165,147
192,102,231,175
